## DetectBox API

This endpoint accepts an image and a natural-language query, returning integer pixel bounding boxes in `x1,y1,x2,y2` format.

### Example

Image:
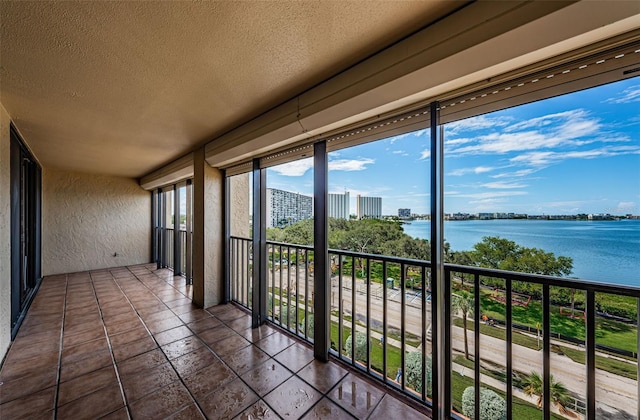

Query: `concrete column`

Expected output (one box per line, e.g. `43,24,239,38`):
192,147,224,308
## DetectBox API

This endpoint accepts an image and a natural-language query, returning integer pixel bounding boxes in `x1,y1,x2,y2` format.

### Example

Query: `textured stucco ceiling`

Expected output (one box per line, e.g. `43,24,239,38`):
0,1,464,178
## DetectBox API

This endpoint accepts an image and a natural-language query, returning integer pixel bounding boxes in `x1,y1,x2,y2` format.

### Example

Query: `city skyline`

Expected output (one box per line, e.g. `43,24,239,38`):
266,77,639,216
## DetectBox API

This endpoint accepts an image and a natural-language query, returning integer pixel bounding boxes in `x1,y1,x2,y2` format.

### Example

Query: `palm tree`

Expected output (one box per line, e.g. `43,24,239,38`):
523,371,572,416
452,290,474,359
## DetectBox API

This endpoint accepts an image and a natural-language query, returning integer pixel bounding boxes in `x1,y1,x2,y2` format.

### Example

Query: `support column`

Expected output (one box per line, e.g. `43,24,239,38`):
252,159,267,327
193,148,224,308
313,140,330,362
430,101,449,419
173,184,182,276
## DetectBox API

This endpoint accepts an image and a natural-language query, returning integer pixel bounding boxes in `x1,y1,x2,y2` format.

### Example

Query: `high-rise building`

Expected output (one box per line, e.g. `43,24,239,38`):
328,191,350,220
398,208,411,218
266,188,313,227
356,194,382,219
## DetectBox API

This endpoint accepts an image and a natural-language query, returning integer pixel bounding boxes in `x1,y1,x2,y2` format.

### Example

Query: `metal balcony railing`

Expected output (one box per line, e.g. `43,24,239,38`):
229,239,640,419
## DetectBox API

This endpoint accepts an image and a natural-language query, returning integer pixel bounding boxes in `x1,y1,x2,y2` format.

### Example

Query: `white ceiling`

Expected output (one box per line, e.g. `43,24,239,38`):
0,1,465,178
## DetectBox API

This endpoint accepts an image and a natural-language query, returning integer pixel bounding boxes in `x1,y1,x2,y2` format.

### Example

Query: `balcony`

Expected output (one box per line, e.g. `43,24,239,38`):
0,263,427,419
230,237,640,419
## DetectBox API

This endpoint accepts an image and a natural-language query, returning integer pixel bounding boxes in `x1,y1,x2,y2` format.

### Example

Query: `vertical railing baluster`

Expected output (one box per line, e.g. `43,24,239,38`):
400,262,406,391
474,272,481,420
637,298,640,420
241,238,245,306
382,260,388,383
304,249,309,340
351,257,356,366
421,265,427,402
506,277,513,418
543,283,551,420
338,254,343,357
366,258,371,373
586,289,596,420
279,244,283,327
295,247,300,336
287,246,292,330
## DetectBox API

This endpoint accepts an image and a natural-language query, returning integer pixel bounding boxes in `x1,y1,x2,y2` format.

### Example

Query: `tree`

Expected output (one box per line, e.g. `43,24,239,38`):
462,387,507,420
448,250,474,285
345,331,369,362
523,371,572,415
452,290,474,359
404,351,432,396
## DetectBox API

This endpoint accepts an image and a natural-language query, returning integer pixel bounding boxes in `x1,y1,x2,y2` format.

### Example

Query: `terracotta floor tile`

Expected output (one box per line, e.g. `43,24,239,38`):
0,351,60,381
145,316,184,334
274,343,314,373
170,346,218,378
171,303,200,315
109,326,151,347
198,377,259,419
328,374,385,419
177,309,211,324
154,325,193,346
186,317,222,334
238,324,276,342
237,400,281,420
255,332,296,356
112,336,157,362
140,309,175,324
301,397,355,420
241,359,292,397
61,336,109,363
226,316,253,332
0,386,56,419
369,393,428,419
263,376,322,419
128,381,192,419
120,362,178,402
58,366,117,406
5,339,59,361
207,305,248,322
117,348,167,376
0,367,57,404
209,333,250,357
60,349,113,382
161,336,204,360
197,325,236,345
57,383,124,419
297,359,348,393
97,407,129,420
105,318,144,336
164,403,205,420
165,297,192,309
183,359,237,400
221,344,270,375
63,319,104,337
63,327,107,348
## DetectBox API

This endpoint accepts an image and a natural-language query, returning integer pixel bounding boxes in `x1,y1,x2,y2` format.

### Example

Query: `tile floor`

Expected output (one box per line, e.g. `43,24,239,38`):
0,264,430,419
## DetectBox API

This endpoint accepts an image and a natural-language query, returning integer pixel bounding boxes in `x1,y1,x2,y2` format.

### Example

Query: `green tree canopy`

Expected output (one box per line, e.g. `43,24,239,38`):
472,236,573,277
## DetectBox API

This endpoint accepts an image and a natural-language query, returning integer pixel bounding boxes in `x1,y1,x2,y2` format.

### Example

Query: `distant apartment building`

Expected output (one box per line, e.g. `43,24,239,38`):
356,194,382,219
398,208,411,218
328,192,350,220
266,188,313,227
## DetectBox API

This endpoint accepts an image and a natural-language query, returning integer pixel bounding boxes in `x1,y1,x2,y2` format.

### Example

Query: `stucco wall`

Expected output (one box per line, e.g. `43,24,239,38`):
229,173,251,238
42,168,151,276
0,104,12,359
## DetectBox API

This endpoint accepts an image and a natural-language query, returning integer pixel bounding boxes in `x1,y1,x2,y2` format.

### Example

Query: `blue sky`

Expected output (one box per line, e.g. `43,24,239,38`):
267,77,640,216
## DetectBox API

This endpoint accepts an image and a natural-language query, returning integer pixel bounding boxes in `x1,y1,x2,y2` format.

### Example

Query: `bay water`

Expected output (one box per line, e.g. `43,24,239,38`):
402,219,640,287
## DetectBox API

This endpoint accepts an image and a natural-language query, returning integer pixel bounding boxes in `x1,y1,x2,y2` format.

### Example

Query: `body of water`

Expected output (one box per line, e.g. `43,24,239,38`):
402,219,640,287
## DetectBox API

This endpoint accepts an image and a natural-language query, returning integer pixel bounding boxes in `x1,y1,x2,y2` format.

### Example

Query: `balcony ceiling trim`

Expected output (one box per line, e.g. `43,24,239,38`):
140,153,194,191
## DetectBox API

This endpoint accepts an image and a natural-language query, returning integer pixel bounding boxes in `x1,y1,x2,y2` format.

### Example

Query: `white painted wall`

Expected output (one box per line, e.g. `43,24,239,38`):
42,168,151,276
0,104,12,360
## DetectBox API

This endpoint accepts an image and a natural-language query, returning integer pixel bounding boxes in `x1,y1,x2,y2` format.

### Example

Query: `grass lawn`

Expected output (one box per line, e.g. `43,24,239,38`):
558,346,638,381
453,318,542,350
478,290,638,354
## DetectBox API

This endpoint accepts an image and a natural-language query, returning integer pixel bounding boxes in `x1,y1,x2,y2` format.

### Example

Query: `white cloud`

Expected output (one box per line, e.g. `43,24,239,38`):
420,149,430,160
329,158,375,171
392,150,405,154
481,181,528,189
445,115,511,135
389,129,428,144
457,191,528,200
269,159,314,176
448,166,496,176
613,201,637,213
510,145,640,167
605,85,640,104
491,169,538,178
